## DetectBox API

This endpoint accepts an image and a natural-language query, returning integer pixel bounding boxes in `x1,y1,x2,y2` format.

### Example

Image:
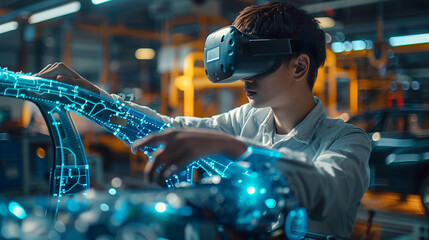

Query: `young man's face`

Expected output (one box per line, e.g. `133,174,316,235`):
241,61,296,109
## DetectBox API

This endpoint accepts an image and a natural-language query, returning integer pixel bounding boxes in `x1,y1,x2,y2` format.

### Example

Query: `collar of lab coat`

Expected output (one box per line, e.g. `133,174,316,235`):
258,97,326,145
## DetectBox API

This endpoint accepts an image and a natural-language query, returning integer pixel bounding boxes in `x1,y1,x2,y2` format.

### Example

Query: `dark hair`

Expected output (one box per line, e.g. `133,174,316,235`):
232,2,326,90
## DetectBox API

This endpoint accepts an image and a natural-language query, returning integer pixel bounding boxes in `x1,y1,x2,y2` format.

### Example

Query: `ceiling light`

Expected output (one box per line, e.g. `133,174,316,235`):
331,42,345,53
135,48,156,60
29,1,81,24
344,41,353,52
351,40,366,51
389,33,429,47
91,0,112,5
315,17,336,29
0,21,18,35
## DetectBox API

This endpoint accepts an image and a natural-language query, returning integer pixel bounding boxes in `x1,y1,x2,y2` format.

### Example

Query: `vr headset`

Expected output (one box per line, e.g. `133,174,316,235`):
204,26,295,83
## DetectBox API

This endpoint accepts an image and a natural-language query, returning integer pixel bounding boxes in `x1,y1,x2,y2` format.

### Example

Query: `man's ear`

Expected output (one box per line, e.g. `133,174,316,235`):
294,54,310,81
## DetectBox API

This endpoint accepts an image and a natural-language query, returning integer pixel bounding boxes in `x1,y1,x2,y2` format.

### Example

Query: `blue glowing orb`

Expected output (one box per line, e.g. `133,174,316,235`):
8,202,26,220
264,198,277,209
108,188,117,195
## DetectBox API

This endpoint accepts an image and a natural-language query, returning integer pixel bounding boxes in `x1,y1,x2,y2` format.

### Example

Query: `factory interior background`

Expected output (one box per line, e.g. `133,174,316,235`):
0,0,429,239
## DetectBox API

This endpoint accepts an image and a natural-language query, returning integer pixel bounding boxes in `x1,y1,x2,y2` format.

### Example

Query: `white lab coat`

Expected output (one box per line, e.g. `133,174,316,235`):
102,90,371,237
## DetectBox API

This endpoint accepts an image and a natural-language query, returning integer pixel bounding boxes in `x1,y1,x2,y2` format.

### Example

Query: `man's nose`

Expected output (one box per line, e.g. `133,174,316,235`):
241,77,255,83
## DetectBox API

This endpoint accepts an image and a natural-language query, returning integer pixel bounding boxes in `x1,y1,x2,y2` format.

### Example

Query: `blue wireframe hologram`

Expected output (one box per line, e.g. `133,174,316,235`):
0,67,248,189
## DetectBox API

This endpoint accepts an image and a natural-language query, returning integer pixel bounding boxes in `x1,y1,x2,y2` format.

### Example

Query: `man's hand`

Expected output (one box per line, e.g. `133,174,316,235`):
36,62,100,94
131,129,247,185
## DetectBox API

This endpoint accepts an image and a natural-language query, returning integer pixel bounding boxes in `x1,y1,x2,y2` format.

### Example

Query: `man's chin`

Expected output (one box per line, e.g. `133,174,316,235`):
248,100,266,108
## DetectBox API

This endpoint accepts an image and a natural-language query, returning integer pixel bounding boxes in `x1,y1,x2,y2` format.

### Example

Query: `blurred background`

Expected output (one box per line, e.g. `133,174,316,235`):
0,0,429,239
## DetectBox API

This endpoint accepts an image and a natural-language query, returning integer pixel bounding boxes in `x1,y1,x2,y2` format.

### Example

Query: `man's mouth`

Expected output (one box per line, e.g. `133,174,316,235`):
244,88,257,97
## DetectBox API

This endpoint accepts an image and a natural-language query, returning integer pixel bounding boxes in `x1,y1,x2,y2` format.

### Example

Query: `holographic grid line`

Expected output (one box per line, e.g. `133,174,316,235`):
0,67,238,190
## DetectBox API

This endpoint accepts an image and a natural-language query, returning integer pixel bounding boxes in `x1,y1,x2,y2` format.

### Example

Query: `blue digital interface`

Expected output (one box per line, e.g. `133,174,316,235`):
0,67,307,239
0,67,254,189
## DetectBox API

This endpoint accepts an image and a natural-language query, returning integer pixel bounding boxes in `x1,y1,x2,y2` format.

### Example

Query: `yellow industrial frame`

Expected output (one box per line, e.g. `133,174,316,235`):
173,52,244,116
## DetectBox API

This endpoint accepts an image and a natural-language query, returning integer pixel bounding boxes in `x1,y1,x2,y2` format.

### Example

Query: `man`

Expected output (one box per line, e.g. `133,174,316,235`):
37,2,371,237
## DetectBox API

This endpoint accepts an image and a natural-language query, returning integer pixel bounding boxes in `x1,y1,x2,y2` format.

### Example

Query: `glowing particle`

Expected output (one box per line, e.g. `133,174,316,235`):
372,132,380,142
211,175,221,184
247,186,256,195
36,147,46,158
111,177,122,188
265,198,277,209
155,202,167,213
100,203,109,212
85,189,96,199
8,202,26,219
166,193,181,207
108,188,117,195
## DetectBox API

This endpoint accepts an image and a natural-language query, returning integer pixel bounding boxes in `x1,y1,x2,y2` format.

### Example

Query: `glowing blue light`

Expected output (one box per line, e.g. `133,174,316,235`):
265,198,277,209
108,188,117,195
252,210,261,218
155,202,167,213
352,40,366,51
247,146,283,159
67,199,80,212
260,188,267,194
8,202,26,220
112,201,130,224
389,33,429,47
285,207,308,240
344,41,352,52
247,186,256,195
331,42,345,53
91,0,111,5
100,203,110,212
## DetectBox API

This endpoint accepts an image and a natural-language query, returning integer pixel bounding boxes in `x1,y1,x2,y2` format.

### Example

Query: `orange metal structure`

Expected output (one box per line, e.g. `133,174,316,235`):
173,52,244,116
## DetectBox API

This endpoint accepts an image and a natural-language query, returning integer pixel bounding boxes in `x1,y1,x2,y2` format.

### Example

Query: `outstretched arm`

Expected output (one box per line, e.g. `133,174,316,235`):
36,63,249,135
